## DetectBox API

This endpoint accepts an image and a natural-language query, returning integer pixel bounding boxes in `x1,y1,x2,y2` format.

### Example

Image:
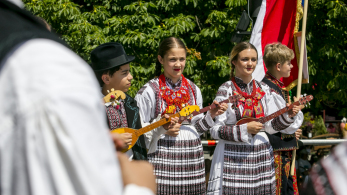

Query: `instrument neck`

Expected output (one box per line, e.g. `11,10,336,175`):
198,97,234,115
136,113,180,135
259,103,297,123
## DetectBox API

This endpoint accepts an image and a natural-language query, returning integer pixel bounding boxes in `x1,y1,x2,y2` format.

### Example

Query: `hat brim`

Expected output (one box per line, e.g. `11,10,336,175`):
93,55,135,72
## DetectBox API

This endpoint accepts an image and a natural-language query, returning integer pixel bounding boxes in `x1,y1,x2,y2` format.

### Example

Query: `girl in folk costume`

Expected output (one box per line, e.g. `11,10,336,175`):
135,37,227,195
207,42,302,195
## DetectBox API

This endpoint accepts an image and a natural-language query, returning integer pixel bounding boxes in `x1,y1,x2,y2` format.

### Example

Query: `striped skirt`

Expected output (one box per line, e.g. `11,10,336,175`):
148,128,206,195
208,133,276,195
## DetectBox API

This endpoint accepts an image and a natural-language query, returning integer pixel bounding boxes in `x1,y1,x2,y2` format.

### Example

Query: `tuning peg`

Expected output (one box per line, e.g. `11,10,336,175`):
304,93,307,97
107,90,110,93
111,88,115,92
300,94,303,97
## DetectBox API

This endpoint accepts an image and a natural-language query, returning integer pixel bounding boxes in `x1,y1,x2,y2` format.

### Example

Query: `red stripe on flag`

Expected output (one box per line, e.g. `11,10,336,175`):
262,0,298,87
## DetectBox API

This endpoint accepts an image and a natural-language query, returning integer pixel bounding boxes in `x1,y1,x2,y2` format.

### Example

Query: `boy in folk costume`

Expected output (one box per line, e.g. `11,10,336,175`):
91,43,147,160
262,43,304,195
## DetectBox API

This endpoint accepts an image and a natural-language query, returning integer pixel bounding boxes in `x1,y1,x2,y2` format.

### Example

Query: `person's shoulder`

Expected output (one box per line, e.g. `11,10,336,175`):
137,77,159,96
6,38,97,89
185,77,199,90
214,80,233,99
125,93,134,101
124,93,140,108
258,79,270,91
19,39,73,56
218,80,233,90
10,38,86,71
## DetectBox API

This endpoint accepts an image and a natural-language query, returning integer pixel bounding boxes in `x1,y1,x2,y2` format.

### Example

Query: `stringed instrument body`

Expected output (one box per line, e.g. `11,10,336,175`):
112,94,242,152
112,105,200,152
235,95,313,126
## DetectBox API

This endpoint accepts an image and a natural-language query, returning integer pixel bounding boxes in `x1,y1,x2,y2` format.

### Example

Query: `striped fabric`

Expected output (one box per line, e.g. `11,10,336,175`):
271,115,292,131
105,101,128,130
136,77,213,195
148,138,206,195
222,143,276,194
218,126,242,142
194,116,212,134
208,78,297,195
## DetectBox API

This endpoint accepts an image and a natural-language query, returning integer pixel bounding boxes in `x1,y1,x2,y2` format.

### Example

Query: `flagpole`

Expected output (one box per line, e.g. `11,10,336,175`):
291,0,309,176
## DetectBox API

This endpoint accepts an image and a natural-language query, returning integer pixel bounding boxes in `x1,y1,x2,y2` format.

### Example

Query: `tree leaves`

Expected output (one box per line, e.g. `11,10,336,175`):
326,0,347,18
304,0,347,116
24,0,246,107
24,0,347,117
225,0,247,7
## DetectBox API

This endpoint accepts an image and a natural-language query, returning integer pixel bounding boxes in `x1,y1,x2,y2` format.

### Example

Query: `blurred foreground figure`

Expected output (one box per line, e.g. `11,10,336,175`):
301,142,347,195
0,1,154,195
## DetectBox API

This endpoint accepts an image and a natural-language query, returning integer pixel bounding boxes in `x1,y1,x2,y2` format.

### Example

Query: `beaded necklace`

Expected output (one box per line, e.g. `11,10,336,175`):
231,77,266,118
159,74,191,114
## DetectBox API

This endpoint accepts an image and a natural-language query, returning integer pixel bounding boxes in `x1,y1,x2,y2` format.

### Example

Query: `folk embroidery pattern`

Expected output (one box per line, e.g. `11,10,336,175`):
159,74,191,114
232,78,266,118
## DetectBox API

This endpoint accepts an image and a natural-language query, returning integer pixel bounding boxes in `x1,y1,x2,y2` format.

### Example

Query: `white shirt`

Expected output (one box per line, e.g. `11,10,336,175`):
0,39,152,195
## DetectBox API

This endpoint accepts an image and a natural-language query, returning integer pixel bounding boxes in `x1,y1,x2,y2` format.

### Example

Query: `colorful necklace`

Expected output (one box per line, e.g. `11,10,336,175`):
231,77,266,118
159,74,190,114
232,77,257,99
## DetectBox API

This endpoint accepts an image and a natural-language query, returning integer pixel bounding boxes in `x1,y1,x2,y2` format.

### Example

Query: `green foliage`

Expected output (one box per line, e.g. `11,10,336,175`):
312,115,328,136
301,112,315,129
303,0,347,116
24,0,347,116
24,0,246,104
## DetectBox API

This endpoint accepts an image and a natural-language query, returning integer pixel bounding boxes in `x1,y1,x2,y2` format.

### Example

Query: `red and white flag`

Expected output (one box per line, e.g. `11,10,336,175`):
250,0,309,89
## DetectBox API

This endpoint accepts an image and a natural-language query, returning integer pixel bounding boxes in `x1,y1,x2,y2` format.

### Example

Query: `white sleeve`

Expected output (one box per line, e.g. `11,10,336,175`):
135,86,166,153
262,84,303,135
209,84,250,142
192,86,215,135
0,39,123,195
271,92,304,134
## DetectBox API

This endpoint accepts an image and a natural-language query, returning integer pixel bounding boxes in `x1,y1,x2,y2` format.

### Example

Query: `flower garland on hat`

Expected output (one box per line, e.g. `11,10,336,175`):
159,74,191,114
232,77,266,118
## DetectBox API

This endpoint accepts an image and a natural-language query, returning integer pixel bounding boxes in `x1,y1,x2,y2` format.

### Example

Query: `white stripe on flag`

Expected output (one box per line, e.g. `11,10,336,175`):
250,0,267,82
297,35,309,82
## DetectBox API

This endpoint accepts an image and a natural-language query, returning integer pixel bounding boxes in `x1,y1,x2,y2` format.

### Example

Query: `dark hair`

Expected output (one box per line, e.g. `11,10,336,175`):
229,42,258,80
155,37,187,76
94,66,121,87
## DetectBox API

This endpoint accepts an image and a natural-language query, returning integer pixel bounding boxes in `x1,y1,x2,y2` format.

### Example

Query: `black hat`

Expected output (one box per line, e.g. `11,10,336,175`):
91,42,135,71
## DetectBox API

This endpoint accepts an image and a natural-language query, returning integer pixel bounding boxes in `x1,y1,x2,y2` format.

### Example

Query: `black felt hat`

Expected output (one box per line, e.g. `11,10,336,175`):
91,42,135,71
